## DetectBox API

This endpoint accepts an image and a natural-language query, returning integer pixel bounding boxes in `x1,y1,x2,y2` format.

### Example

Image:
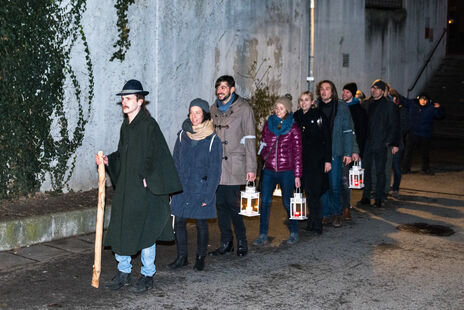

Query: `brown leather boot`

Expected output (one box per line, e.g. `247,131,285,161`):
343,208,352,221
322,216,332,225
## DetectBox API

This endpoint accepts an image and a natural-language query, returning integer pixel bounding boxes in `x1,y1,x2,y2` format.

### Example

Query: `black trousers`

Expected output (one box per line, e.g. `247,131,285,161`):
174,216,209,257
403,133,431,171
216,185,247,243
341,163,352,209
362,146,388,201
304,187,323,232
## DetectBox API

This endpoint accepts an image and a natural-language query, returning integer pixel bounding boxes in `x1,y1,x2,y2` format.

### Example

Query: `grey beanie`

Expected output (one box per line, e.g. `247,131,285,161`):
189,98,210,113
275,96,293,113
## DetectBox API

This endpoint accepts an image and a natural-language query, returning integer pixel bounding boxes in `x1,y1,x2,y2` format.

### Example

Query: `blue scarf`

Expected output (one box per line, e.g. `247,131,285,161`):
346,97,360,106
268,113,294,136
217,93,236,113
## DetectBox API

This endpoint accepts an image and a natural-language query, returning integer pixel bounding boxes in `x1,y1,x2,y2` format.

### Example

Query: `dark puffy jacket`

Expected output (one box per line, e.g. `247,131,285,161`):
408,99,444,138
170,130,222,219
260,120,303,178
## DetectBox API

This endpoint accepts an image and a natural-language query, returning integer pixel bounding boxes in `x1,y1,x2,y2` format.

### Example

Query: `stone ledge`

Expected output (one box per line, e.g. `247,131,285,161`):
0,206,112,251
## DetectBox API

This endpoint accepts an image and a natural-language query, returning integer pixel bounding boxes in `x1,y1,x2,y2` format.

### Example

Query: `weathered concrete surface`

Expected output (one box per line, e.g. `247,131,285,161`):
0,166,462,309
0,206,111,251
42,0,310,193
313,0,447,96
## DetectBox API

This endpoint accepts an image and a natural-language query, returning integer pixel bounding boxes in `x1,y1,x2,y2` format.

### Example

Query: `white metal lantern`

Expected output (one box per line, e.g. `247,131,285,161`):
289,188,307,220
239,181,260,217
273,184,282,196
349,161,365,189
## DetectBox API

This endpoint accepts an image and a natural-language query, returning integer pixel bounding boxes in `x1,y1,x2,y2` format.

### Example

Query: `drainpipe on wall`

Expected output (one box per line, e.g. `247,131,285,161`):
307,0,315,92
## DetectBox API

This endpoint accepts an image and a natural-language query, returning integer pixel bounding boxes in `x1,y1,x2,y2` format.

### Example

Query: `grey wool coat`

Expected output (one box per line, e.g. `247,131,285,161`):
105,111,182,256
170,130,222,219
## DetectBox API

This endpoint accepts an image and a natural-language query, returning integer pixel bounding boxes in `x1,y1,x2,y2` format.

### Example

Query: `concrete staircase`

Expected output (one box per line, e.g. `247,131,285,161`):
421,55,464,139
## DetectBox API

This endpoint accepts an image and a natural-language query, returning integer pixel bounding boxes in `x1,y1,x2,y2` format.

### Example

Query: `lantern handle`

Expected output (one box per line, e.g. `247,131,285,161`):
246,180,256,188
295,187,302,194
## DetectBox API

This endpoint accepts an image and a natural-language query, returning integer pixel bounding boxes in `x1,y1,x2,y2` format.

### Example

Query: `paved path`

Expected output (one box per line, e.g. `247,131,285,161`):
0,164,463,309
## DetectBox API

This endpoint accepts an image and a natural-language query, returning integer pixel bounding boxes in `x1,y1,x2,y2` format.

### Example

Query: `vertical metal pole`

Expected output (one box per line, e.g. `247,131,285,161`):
307,0,315,92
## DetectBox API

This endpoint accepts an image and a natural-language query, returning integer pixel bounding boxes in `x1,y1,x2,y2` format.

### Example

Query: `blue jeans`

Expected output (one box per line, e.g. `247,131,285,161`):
392,148,403,191
322,156,342,217
259,169,298,235
115,243,156,277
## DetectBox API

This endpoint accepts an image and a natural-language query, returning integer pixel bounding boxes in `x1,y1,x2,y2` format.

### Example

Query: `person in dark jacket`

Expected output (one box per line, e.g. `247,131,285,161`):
294,91,332,235
316,80,354,228
96,80,182,293
402,94,444,175
253,96,303,245
389,89,411,198
341,82,367,220
358,79,400,208
169,99,222,272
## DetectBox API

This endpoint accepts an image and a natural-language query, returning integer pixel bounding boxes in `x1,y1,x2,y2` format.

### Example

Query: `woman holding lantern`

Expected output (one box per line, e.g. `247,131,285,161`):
294,91,332,235
169,98,222,271
253,96,303,246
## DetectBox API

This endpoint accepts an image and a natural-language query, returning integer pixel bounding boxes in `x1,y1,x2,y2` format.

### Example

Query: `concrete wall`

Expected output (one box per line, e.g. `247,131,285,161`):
313,0,447,97
42,0,310,192
42,0,447,193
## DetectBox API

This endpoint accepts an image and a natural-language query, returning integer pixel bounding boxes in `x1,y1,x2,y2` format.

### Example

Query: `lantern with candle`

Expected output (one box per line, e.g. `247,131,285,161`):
289,187,307,220
239,181,260,217
349,161,365,189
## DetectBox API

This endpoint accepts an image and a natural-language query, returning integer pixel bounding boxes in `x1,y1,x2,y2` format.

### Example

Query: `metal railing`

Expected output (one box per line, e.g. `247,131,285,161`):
407,28,447,97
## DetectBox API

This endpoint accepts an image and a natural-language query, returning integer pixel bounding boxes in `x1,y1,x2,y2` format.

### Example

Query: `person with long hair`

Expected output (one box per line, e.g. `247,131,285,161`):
294,91,332,234
253,96,302,245
315,80,354,227
169,99,222,271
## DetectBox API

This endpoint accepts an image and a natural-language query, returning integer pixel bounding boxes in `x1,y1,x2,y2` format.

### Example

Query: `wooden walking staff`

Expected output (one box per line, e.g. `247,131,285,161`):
91,151,106,288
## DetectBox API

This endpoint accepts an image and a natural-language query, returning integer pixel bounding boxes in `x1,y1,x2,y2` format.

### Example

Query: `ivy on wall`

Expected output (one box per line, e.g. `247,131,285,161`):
0,0,94,198
110,0,135,62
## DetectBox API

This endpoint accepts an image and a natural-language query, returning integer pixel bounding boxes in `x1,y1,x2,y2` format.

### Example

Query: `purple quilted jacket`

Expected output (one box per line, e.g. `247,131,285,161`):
260,121,302,178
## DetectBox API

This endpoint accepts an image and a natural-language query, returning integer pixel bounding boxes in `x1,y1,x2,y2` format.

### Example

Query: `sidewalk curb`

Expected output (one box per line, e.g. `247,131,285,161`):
0,205,112,251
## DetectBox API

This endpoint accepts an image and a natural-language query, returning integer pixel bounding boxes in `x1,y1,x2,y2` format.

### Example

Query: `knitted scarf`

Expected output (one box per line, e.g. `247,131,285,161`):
186,119,214,140
267,113,294,136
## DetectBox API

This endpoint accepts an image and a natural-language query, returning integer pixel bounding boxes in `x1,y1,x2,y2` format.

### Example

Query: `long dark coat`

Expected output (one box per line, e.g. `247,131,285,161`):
170,130,222,219
294,108,332,198
105,111,182,256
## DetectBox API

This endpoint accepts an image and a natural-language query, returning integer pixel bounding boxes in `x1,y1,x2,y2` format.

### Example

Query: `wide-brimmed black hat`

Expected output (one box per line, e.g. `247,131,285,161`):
116,79,149,96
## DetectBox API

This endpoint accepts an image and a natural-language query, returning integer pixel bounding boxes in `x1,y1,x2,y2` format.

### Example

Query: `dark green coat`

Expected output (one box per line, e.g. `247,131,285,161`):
105,111,182,255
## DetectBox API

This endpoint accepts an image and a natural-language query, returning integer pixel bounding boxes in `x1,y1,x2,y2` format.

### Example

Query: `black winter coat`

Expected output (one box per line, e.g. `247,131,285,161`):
347,100,368,156
363,97,400,152
294,108,331,198
105,111,182,255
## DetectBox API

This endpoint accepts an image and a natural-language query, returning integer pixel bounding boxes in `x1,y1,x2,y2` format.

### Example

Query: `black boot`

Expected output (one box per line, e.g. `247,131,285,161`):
167,255,188,269
129,275,153,294
193,255,205,271
358,197,371,206
208,241,234,256
374,199,383,208
237,240,248,257
105,271,131,291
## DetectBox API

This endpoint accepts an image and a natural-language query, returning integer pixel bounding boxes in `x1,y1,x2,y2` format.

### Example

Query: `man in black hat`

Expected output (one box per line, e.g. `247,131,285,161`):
358,79,400,208
95,79,182,293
